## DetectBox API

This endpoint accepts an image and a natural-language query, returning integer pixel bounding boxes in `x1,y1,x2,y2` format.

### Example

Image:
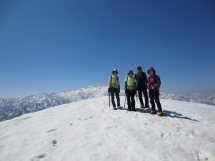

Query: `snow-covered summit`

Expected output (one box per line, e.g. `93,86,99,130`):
0,86,214,121
0,96,214,161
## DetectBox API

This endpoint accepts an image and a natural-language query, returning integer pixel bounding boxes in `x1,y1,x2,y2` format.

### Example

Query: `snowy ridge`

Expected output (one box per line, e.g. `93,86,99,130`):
160,93,215,106
0,97,214,161
0,86,215,121
0,87,108,121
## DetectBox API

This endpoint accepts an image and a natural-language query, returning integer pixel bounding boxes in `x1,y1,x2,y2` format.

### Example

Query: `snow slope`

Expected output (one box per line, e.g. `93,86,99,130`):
0,97,214,161
1,86,215,121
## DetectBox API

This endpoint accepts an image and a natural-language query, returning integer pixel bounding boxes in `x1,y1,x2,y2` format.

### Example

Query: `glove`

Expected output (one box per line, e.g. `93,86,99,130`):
125,89,129,94
118,88,120,93
108,88,111,93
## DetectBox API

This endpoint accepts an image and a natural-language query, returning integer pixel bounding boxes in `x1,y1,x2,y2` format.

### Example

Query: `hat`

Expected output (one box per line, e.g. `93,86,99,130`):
112,68,118,74
137,66,142,70
147,67,156,74
128,70,134,75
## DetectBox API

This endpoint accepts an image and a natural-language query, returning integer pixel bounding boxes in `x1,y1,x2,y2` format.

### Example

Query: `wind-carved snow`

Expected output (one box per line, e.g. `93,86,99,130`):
0,97,214,161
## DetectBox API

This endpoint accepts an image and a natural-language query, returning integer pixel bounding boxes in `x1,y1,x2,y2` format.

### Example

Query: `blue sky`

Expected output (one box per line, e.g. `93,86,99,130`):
0,0,215,97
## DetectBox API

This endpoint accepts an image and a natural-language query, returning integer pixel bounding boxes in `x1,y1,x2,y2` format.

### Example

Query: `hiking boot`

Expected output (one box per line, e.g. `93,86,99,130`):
157,111,163,116
150,110,157,114
117,106,122,109
144,104,150,108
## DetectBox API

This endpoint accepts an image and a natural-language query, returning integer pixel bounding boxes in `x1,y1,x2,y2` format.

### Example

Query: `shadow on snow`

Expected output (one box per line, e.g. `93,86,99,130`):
162,110,199,122
123,108,199,122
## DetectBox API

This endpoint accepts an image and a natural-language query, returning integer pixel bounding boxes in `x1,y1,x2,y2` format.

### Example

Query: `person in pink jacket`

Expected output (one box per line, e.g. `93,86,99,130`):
147,67,163,116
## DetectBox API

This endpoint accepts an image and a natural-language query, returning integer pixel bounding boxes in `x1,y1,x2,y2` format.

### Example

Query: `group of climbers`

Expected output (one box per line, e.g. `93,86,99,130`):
108,66,163,116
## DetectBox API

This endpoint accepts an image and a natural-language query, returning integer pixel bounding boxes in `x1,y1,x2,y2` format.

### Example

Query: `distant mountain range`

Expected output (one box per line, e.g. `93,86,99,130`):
160,93,215,106
0,86,214,121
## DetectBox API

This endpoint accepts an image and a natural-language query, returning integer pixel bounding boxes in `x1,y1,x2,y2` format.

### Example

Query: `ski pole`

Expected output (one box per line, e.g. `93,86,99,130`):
108,93,110,108
124,95,127,109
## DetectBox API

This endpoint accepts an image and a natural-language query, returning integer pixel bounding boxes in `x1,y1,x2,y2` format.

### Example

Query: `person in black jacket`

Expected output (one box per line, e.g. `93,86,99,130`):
134,66,149,108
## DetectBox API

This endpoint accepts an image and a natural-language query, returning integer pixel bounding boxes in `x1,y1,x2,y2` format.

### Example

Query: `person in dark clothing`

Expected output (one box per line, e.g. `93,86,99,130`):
135,66,149,108
147,67,163,116
125,70,137,111
108,68,121,110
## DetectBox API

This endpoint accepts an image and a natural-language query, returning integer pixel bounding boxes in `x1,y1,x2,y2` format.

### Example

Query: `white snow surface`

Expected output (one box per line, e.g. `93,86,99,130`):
0,96,215,161
1,86,215,121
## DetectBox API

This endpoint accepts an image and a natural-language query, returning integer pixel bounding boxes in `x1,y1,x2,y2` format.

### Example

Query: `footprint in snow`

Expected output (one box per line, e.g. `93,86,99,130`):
186,130,195,138
31,153,46,161
160,133,165,138
52,140,58,146
78,116,94,121
160,132,171,139
105,126,118,130
47,129,57,133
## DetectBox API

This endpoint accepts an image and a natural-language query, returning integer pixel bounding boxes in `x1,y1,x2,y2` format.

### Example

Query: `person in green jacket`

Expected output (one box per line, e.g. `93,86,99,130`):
125,70,137,111
108,68,121,110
